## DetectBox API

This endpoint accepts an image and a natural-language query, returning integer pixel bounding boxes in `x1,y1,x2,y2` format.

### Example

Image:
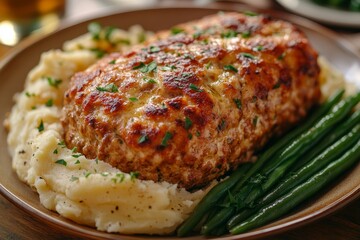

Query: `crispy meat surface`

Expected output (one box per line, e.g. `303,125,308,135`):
62,12,321,189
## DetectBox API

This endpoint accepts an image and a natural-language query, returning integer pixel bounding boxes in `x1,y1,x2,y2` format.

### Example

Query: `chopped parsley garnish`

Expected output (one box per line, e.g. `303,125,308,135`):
182,72,191,78
95,158,99,164
75,160,80,164
189,83,203,92
96,83,119,93
273,82,281,89
104,26,115,42
188,133,193,140
184,54,194,59
149,46,160,53
46,77,62,88
233,98,242,109
25,92,35,97
58,140,66,148
111,173,125,183
240,53,255,59
37,120,44,132
217,119,226,131
53,149,58,154
84,172,91,178
109,59,116,64
72,147,77,153
171,27,185,35
129,97,138,102
160,131,173,147
254,45,264,51
133,62,145,70
72,154,82,158
45,99,53,107
241,31,251,38
130,171,140,181
55,159,67,166
162,65,177,71
70,176,79,182
88,20,115,42
117,173,125,182
117,39,131,45
244,11,258,16
101,172,109,177
31,106,37,110
252,96,258,102
221,30,238,38
138,134,148,144
193,30,203,39
195,131,201,137
224,65,238,73
133,61,157,73
185,116,193,130
147,79,157,84
88,22,101,41
253,116,259,126
278,53,286,60
90,48,106,58
143,77,157,84
205,62,212,69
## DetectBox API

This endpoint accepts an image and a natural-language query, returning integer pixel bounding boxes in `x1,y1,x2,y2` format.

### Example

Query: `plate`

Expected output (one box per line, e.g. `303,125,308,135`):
276,0,360,28
0,4,360,240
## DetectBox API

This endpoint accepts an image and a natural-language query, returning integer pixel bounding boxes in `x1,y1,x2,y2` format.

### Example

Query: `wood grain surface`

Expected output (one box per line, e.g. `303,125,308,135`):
0,193,359,240
0,1,359,240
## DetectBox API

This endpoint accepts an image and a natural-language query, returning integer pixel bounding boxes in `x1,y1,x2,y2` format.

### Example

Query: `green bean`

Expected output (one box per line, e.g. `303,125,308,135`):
262,91,360,175
201,179,256,235
208,225,228,236
230,138,360,234
230,89,344,194
292,109,360,171
176,163,251,237
227,123,360,229
229,89,344,198
244,92,360,205
227,208,254,230
261,124,360,205
214,89,345,211
202,92,359,235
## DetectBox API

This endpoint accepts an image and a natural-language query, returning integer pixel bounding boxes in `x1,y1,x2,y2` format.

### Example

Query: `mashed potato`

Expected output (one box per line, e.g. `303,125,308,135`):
6,25,213,235
318,56,357,100
6,23,353,235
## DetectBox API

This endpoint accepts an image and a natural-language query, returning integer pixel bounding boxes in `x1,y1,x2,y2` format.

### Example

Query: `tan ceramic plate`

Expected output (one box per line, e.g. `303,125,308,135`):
0,4,359,240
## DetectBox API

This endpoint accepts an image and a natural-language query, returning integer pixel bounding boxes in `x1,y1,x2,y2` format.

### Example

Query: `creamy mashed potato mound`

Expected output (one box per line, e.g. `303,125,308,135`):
6,24,353,235
6,26,212,235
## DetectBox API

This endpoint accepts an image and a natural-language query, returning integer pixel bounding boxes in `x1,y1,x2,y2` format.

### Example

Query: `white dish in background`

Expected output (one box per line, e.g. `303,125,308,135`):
276,0,360,28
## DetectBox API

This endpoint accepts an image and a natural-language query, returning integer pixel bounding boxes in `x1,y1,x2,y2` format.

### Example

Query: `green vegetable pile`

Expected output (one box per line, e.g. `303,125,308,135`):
177,89,360,237
312,0,360,11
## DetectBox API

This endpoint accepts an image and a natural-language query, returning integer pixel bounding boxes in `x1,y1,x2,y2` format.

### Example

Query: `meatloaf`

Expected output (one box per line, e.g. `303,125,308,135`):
61,12,321,189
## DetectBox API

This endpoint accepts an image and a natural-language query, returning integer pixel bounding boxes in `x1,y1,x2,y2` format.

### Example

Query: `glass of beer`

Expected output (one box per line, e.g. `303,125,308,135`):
0,0,65,46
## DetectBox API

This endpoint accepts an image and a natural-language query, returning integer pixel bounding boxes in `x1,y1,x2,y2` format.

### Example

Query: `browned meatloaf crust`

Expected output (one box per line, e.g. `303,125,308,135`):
61,12,321,189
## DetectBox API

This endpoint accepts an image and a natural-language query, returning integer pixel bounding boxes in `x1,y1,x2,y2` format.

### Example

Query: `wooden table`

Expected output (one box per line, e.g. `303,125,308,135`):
0,1,359,239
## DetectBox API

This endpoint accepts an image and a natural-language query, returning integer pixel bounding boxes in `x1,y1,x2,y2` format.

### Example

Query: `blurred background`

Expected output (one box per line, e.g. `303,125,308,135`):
0,0,359,49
